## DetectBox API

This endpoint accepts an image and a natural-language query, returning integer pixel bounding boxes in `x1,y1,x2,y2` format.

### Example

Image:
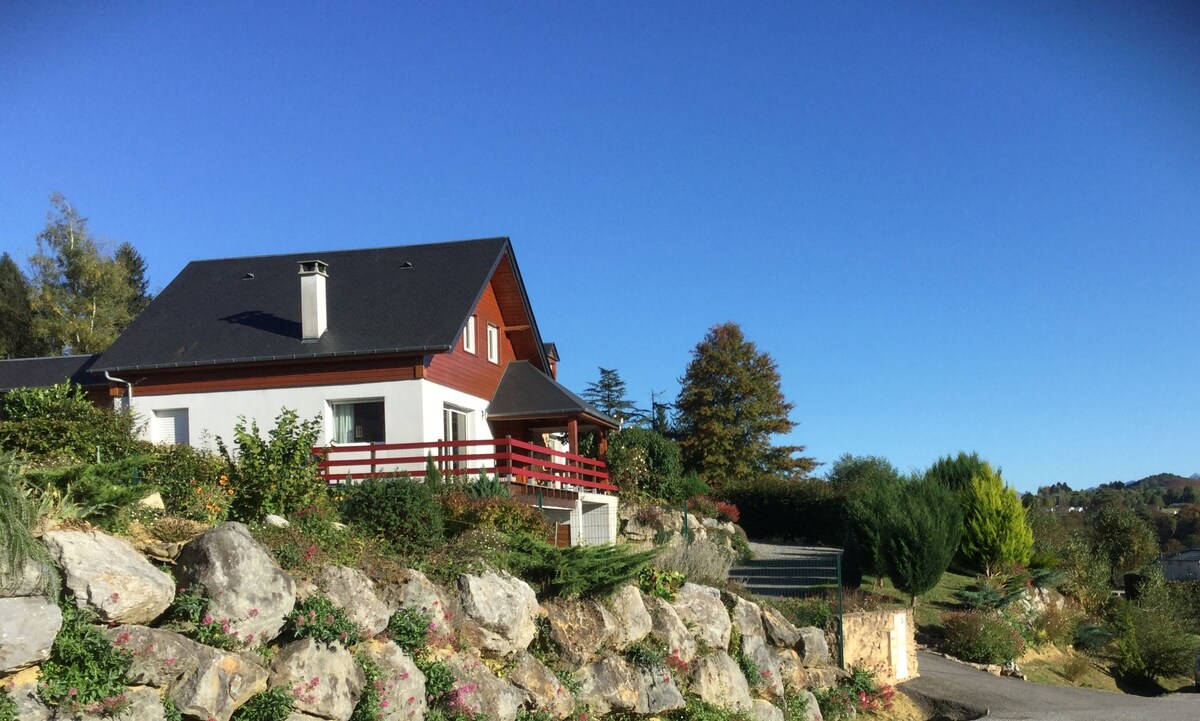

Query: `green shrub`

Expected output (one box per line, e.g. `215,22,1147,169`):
350,652,386,721
1107,573,1200,682
956,571,1028,611
217,409,324,522
1062,654,1092,683
506,534,659,599
623,638,667,668
25,456,152,528
666,697,755,721
638,566,684,601
942,610,1025,664
141,443,231,521
441,492,548,538
1059,537,1111,614
770,596,834,630
341,473,445,555
231,688,293,721
386,607,431,655
465,471,510,498
254,505,365,579
39,604,132,715
0,685,18,721
607,428,684,500
0,382,143,462
814,664,895,719
287,593,363,646
165,588,245,650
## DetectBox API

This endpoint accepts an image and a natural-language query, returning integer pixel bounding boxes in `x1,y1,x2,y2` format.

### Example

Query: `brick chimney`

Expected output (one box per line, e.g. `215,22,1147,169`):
298,260,328,341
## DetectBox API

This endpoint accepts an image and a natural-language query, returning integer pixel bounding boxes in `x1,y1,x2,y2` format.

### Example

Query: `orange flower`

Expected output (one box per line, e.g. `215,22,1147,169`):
227,489,235,496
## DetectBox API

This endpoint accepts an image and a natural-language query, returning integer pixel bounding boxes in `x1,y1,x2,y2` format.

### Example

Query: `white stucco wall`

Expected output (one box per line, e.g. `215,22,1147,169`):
128,378,489,451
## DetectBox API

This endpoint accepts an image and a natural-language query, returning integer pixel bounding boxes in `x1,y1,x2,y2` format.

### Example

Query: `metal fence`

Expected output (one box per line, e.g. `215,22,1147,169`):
728,545,845,668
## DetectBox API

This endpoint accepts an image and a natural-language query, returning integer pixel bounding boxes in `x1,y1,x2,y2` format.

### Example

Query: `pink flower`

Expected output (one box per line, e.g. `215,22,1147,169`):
248,608,259,617
68,688,77,696
166,657,177,667
202,615,214,625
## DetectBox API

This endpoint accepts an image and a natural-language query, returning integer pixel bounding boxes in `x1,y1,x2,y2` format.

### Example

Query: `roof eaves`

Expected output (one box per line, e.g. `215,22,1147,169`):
93,344,450,373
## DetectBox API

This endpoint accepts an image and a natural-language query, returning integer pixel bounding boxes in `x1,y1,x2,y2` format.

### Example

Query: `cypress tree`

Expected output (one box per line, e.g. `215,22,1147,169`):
882,476,962,605
0,253,44,358
960,463,1034,577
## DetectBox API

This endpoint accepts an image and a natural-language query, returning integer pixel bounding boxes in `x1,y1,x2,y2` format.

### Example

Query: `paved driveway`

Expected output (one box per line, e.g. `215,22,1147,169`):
901,651,1198,720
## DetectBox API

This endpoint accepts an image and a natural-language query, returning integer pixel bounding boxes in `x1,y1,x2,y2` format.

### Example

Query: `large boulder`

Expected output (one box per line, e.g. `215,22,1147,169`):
752,699,784,721
636,665,685,714
761,606,802,648
731,596,783,697
543,598,616,668
378,568,455,635
772,647,808,689
3,677,51,721
446,653,525,721
607,585,652,649
576,656,641,716
356,639,427,721
108,625,268,721
796,626,831,667
43,530,174,625
0,597,62,673
457,570,539,658
644,595,698,664
176,522,296,643
507,652,574,720
690,651,753,712
671,583,731,651
271,639,366,721
320,566,391,638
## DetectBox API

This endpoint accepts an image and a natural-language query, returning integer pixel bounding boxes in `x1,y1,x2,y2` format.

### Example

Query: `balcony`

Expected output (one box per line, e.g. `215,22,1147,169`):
312,437,616,494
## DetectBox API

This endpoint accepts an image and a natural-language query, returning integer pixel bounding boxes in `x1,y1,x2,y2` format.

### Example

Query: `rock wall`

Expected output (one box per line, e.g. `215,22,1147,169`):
1,521,838,721
841,608,918,685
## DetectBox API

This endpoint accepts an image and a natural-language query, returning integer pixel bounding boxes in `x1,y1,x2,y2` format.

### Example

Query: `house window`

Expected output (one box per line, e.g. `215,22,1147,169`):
486,323,499,364
463,315,476,354
152,409,189,445
331,400,386,443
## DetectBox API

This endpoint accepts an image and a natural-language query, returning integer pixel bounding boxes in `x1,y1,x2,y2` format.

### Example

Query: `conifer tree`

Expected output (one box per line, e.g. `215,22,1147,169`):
0,253,45,359
837,454,903,583
925,451,988,494
115,241,151,319
581,367,642,424
675,322,816,488
883,475,962,605
959,463,1034,577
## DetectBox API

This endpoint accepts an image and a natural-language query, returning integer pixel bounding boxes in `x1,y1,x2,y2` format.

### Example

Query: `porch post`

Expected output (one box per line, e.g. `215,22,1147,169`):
567,417,579,479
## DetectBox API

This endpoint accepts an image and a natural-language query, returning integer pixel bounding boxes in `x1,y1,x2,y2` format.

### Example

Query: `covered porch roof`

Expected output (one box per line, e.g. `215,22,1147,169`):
488,361,618,430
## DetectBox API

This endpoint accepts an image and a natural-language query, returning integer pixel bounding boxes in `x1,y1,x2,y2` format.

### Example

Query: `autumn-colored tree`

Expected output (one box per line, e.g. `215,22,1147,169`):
675,322,816,488
959,462,1034,577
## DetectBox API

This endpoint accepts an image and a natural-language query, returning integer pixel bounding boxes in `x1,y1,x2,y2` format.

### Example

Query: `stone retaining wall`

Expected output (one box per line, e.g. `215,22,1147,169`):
841,608,918,685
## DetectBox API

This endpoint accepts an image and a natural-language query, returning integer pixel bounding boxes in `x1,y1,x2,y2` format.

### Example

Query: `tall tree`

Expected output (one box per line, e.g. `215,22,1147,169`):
925,451,988,494
959,462,1034,577
0,253,45,358
883,475,962,606
114,241,151,319
675,322,816,488
834,454,903,585
27,194,141,355
1090,504,1159,584
581,367,641,424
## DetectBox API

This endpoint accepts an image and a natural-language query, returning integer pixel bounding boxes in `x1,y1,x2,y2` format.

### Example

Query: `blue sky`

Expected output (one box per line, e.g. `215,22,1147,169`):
2,1,1198,492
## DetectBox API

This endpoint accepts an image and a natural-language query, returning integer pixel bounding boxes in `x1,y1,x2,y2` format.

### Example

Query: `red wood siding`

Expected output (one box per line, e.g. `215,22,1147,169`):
426,276,517,399
125,355,425,396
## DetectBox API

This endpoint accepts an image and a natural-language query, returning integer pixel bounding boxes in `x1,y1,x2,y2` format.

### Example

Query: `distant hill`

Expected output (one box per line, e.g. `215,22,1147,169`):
1126,473,1200,490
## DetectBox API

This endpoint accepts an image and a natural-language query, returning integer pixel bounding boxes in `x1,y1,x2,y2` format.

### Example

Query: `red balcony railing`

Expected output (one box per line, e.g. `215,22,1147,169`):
312,436,616,493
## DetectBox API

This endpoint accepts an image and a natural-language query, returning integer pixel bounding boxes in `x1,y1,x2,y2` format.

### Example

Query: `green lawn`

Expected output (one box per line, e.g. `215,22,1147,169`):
860,569,976,632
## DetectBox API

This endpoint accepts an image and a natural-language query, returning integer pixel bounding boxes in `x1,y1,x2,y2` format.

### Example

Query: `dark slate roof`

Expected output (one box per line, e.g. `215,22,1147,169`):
489,361,618,428
0,354,104,392
543,342,559,361
95,237,536,372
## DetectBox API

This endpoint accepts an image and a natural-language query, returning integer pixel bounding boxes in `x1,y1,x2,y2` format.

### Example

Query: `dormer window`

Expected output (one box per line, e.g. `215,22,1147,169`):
463,315,476,354
487,323,499,364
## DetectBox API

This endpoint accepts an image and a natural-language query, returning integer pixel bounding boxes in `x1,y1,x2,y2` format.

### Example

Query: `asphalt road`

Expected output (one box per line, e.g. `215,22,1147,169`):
901,651,1199,721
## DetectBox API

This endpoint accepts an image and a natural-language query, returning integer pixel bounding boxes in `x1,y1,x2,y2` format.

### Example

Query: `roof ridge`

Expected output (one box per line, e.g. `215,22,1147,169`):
181,236,510,266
